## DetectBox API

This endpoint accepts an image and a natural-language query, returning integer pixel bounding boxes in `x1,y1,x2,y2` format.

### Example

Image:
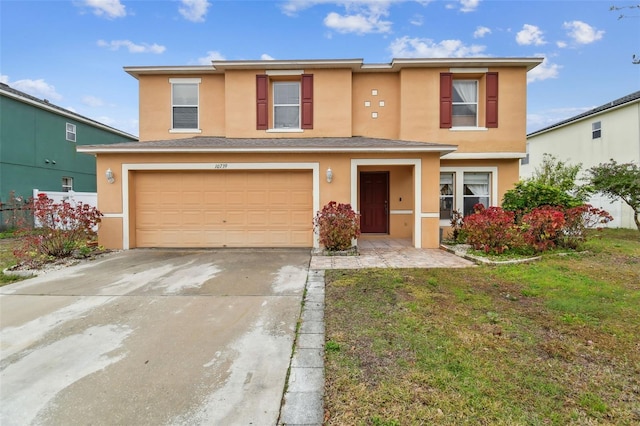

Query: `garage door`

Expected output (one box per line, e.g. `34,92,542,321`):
134,170,313,248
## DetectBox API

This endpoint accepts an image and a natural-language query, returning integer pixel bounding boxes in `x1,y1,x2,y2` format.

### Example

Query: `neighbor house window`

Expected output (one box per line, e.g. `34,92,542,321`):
273,82,300,129
66,123,76,142
62,177,73,192
439,172,455,220
452,80,478,127
170,78,200,131
592,121,601,139
463,172,490,216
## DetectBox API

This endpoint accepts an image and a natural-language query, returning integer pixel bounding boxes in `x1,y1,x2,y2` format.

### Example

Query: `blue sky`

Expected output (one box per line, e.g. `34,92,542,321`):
1,0,639,137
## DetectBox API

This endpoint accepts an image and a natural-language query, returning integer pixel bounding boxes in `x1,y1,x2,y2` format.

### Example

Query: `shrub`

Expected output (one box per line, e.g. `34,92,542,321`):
502,181,582,217
313,201,360,251
13,194,103,267
449,209,465,243
521,206,566,252
462,205,519,254
559,204,613,249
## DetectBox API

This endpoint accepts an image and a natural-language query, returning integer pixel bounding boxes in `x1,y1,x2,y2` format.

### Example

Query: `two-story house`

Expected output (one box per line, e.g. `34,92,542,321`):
522,91,640,229
78,58,542,250
0,82,137,206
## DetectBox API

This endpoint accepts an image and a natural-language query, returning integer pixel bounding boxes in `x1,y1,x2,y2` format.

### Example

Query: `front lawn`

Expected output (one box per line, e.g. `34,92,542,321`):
324,228,640,425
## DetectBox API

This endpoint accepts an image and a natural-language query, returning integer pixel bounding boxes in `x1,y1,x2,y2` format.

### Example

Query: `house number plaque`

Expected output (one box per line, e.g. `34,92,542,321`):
213,163,228,169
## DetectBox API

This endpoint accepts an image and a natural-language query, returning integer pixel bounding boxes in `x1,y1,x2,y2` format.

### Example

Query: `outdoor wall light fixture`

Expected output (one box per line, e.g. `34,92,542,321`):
105,168,115,184
326,168,333,183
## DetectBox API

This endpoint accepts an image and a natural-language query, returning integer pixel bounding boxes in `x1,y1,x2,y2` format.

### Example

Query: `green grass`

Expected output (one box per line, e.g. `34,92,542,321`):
0,238,25,285
324,228,640,425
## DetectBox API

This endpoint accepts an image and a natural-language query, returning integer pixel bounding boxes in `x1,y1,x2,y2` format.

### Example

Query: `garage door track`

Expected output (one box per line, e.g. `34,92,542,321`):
0,248,310,425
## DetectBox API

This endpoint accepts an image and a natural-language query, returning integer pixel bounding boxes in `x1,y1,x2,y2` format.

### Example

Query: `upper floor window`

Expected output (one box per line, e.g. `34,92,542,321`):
62,177,73,192
170,78,200,132
66,123,76,142
440,72,498,129
452,80,478,127
592,121,601,139
273,82,300,129
256,73,313,131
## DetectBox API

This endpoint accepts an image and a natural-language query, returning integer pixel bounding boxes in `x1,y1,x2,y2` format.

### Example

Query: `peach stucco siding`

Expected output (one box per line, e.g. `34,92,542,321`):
86,58,540,250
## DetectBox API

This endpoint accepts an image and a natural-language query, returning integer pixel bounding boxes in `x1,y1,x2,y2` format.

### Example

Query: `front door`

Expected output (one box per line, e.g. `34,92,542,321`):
360,172,389,234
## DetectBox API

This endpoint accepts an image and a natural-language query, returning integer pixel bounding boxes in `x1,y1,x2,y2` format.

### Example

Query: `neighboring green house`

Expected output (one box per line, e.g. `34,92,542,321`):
0,82,137,205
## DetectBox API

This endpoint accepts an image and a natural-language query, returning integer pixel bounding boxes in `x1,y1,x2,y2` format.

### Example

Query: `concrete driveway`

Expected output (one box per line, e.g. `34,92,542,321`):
0,248,310,425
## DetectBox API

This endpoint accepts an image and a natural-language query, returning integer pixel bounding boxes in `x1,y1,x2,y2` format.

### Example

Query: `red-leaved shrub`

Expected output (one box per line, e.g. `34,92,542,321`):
521,206,566,252
13,193,103,267
560,204,613,249
313,201,361,251
462,204,518,254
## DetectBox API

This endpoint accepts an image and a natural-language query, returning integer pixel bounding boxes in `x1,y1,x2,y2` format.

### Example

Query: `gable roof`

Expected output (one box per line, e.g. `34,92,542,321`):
528,90,640,138
0,82,137,140
76,136,457,156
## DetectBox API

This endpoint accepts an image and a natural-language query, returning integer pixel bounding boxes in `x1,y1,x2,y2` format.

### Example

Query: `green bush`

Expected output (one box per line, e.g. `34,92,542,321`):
502,181,582,214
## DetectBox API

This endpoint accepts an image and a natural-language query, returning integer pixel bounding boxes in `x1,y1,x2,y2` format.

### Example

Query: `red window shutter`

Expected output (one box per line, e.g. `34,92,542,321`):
440,73,453,129
486,72,498,128
301,74,313,129
256,75,268,130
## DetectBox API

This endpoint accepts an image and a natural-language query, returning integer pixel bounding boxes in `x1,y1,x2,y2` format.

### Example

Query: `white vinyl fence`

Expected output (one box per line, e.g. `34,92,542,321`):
33,189,97,208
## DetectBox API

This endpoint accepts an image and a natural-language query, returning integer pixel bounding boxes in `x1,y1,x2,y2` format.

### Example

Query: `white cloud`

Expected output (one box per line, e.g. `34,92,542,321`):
563,20,604,45
473,26,491,38
196,50,226,65
97,39,166,54
179,0,210,22
516,24,546,46
410,14,423,26
556,40,568,48
82,0,127,19
82,95,104,107
324,10,392,34
261,54,275,60
2,76,63,101
527,56,561,83
389,36,487,57
459,0,480,12
528,106,593,132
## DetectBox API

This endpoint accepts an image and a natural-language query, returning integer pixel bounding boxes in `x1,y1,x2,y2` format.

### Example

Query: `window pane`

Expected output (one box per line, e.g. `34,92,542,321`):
173,106,198,129
440,173,454,220
453,81,477,102
274,105,299,128
463,172,490,216
173,84,198,105
452,105,477,126
274,83,299,104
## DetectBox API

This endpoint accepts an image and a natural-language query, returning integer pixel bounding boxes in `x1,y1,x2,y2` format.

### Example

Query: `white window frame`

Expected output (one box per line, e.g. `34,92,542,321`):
439,166,498,226
272,81,301,130
169,78,201,133
592,121,601,139
66,123,76,142
452,80,478,128
62,177,73,192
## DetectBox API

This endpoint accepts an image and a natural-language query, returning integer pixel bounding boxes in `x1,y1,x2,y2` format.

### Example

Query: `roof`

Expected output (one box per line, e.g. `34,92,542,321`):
0,82,138,140
528,90,640,137
124,57,544,78
76,136,458,156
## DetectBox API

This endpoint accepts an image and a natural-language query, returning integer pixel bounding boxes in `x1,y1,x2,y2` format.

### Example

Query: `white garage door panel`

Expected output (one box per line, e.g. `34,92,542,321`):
134,170,313,248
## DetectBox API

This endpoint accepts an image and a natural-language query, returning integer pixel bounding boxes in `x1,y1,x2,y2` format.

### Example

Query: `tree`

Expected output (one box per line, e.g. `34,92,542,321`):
610,4,640,64
532,153,584,195
584,159,640,231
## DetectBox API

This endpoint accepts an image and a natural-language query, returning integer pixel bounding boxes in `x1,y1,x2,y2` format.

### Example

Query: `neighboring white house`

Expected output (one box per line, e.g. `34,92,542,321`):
521,91,640,229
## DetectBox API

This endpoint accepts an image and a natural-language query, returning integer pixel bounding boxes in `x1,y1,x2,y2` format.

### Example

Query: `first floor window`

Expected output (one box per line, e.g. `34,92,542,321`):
171,78,200,130
66,123,76,142
463,172,490,216
439,172,454,220
273,82,300,129
62,177,73,192
452,80,478,127
592,121,601,139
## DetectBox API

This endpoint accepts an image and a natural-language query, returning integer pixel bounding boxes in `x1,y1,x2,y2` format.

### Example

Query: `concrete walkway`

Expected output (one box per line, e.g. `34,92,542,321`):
279,242,474,425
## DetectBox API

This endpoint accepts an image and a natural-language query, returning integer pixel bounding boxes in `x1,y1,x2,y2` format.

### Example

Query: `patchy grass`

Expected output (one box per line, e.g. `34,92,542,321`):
0,238,24,286
324,228,640,425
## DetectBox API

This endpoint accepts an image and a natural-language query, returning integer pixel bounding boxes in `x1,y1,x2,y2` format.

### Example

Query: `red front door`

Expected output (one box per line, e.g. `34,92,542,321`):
360,172,389,234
